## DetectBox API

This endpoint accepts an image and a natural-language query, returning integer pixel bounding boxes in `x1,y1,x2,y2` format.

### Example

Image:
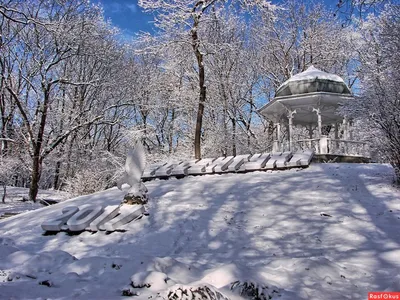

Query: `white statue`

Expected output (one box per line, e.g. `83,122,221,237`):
117,141,148,203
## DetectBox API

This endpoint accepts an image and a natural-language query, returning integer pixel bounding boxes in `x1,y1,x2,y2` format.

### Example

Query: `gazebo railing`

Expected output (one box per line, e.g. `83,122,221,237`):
296,137,369,157
295,138,320,153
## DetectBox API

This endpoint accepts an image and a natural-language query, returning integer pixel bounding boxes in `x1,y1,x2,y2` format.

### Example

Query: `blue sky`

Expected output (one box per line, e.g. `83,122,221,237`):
95,0,156,37
96,0,339,38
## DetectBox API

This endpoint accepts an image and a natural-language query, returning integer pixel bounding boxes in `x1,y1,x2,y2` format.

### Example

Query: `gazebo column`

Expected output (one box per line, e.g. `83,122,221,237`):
288,110,296,151
273,122,281,152
343,118,349,139
312,108,325,153
349,120,354,140
312,108,322,137
307,125,313,149
334,123,339,153
343,118,349,154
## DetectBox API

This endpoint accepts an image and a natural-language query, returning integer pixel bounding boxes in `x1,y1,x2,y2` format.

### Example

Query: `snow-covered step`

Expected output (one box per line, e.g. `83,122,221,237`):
142,163,166,179
286,150,314,167
264,152,282,169
238,153,259,171
142,150,312,180
154,161,181,177
245,153,271,171
275,152,293,168
209,156,234,173
170,160,199,176
227,154,251,172
187,158,215,175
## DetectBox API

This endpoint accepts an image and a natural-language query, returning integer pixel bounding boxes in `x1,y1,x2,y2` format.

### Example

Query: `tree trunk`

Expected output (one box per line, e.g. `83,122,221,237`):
29,85,50,202
1,183,6,203
194,86,206,159
29,156,42,202
192,13,206,160
53,160,61,190
232,117,236,156
223,106,228,156
169,109,175,154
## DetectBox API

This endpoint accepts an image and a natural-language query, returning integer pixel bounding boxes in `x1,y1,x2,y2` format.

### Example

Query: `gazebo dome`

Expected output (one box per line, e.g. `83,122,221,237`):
275,66,351,98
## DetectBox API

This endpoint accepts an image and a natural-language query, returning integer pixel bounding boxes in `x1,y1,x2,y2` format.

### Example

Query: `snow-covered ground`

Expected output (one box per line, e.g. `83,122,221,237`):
0,187,70,218
0,163,399,299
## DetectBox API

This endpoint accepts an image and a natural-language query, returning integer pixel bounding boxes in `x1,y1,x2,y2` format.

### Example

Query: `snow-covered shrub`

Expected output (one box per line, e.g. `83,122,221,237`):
230,280,281,300
64,168,109,196
64,158,115,196
0,157,22,202
63,149,126,196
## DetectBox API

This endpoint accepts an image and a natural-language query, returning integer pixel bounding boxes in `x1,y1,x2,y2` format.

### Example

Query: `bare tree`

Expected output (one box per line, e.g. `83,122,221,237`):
138,0,275,159
335,0,388,22
342,4,400,182
203,11,271,156
0,0,125,200
255,0,356,90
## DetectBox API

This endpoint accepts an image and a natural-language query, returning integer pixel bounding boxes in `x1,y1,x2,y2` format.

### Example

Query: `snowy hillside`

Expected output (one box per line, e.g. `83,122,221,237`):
0,187,70,219
0,163,399,299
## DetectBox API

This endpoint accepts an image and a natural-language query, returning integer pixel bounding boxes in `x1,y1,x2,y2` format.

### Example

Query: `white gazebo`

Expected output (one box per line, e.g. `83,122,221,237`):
259,66,369,159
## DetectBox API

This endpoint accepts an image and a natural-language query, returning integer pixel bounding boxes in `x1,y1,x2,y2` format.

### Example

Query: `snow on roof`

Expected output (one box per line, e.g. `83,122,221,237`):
287,66,345,83
274,66,350,97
